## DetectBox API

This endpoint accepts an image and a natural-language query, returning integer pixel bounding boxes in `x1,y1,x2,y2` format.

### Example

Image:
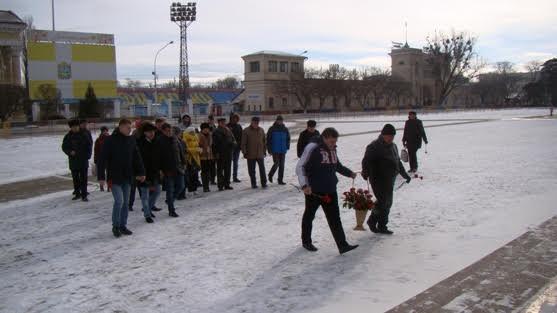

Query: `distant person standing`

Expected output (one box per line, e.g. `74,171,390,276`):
198,123,214,192
94,126,110,191
212,118,236,191
181,114,192,129
297,120,320,158
362,124,412,235
241,117,267,189
158,123,185,217
136,122,161,224
62,119,92,201
402,111,428,173
154,117,166,139
267,115,290,185
97,119,146,237
296,127,359,254
207,114,217,185
183,127,202,194
79,119,93,145
228,113,243,183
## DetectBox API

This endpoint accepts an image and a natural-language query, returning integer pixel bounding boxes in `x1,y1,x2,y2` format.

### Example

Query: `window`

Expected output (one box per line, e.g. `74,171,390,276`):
268,97,274,108
291,62,300,73
282,97,287,106
250,61,260,72
280,62,288,72
269,61,278,72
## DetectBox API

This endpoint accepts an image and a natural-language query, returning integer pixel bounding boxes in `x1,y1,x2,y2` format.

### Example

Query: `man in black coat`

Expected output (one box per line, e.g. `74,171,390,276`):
296,127,359,255
97,119,146,238
62,119,92,201
402,111,428,173
213,118,236,191
227,113,243,183
362,124,411,235
297,120,320,158
79,119,93,145
158,123,186,217
137,122,161,223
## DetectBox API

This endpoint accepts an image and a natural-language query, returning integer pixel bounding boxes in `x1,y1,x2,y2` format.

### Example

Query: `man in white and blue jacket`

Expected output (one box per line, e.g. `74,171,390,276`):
296,127,359,255
267,115,290,185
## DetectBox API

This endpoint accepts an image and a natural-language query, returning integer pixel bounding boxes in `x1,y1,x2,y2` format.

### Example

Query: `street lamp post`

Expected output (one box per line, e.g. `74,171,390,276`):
153,40,174,108
170,2,197,117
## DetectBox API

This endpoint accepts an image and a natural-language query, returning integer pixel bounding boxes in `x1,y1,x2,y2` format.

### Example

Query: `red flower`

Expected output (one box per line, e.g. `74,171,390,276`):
364,190,370,195
322,194,332,204
350,188,356,192
414,174,419,178
420,176,424,180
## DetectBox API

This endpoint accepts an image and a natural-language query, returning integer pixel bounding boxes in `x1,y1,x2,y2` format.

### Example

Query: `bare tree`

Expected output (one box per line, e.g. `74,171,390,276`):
124,78,143,88
525,60,543,82
211,76,242,89
424,30,485,106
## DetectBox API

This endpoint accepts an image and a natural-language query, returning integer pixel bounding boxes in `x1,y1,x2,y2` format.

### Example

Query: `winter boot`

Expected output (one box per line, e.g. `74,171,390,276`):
278,181,286,185
233,178,241,183
120,227,133,235
339,244,359,255
224,186,233,190
82,197,89,202
377,228,394,235
112,227,121,238
145,217,154,223
72,194,81,200
303,242,318,252
169,210,179,218
152,206,162,212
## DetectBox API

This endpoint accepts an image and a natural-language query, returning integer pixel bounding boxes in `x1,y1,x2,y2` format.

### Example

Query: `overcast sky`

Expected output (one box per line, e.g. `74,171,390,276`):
5,0,557,84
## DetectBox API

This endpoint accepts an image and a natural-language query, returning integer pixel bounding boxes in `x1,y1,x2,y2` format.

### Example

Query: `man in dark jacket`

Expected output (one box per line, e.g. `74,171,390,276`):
137,122,161,223
267,115,290,185
297,120,320,158
158,123,185,217
79,119,93,145
296,127,359,255
213,118,236,191
227,113,243,183
62,119,92,201
402,111,428,173
362,124,412,235
97,119,146,238
93,126,110,191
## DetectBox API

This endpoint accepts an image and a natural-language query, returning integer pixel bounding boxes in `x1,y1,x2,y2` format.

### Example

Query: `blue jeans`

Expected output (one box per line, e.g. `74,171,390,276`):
111,183,131,228
139,184,161,218
232,149,241,180
165,175,184,211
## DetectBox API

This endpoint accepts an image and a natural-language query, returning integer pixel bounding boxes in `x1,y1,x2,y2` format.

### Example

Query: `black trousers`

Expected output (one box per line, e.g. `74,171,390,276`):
71,166,88,198
408,146,419,171
268,153,286,182
200,160,213,190
301,192,348,250
210,160,217,184
368,180,394,229
216,154,232,188
247,158,267,187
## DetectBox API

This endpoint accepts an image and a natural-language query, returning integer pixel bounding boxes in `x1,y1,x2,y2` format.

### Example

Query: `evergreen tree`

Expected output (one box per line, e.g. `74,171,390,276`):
79,83,100,118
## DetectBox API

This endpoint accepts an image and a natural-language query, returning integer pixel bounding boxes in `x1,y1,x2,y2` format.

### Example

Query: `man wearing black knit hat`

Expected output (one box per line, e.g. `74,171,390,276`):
361,124,411,235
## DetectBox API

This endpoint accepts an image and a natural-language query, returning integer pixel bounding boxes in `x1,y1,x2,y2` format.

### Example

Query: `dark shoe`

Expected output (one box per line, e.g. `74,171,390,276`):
151,212,156,218
278,181,286,185
72,195,81,200
151,206,162,212
120,227,133,235
203,188,210,192
261,184,268,189
145,217,154,223
367,217,379,233
377,228,394,235
251,184,258,189
268,175,273,183
112,227,121,238
303,242,318,252
224,186,233,190
176,196,186,200
339,244,359,255
169,211,179,218
82,197,89,202
233,178,241,183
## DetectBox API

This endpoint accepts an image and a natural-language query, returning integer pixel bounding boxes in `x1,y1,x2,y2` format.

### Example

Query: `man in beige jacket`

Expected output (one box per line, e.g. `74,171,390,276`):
241,116,268,189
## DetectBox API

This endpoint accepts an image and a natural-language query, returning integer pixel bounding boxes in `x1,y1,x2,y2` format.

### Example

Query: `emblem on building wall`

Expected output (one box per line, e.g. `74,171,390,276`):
57,62,72,80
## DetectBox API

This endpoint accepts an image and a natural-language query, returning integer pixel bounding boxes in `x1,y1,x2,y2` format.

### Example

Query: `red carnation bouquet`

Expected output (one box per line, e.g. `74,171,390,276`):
342,187,374,211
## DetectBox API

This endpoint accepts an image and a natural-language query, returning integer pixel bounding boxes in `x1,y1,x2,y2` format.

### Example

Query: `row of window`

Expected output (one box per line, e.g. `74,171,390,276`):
246,97,287,111
249,61,301,73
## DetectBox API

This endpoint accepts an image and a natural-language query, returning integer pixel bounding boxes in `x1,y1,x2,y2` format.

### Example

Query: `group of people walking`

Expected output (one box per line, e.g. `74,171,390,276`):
62,111,428,252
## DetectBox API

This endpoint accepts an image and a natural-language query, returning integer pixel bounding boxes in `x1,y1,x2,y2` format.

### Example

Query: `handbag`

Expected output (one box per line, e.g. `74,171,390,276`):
401,148,409,163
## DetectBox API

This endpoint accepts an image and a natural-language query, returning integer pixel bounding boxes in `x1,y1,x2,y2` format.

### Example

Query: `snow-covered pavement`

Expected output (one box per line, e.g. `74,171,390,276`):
0,109,556,313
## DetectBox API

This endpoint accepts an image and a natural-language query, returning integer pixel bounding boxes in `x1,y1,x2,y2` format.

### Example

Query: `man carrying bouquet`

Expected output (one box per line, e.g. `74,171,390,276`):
361,124,412,235
296,127,359,254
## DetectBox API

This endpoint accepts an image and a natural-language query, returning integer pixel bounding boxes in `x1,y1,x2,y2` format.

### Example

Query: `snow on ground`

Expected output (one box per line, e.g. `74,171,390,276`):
0,110,556,313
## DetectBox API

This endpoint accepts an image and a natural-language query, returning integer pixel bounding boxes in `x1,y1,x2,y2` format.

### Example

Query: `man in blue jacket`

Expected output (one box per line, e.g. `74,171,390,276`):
296,127,359,254
267,115,290,185
97,119,146,238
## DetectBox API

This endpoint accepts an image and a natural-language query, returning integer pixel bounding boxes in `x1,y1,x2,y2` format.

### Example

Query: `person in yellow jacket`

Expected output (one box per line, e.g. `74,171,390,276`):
183,127,202,194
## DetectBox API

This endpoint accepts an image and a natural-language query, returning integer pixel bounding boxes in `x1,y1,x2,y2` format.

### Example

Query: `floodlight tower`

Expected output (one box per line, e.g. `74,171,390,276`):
170,2,197,115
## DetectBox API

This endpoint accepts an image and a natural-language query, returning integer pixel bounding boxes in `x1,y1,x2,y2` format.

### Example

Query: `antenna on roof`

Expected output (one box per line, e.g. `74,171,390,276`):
404,21,409,48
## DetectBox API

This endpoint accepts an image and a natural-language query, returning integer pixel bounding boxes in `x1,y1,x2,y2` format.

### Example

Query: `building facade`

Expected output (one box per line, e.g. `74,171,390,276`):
0,11,26,87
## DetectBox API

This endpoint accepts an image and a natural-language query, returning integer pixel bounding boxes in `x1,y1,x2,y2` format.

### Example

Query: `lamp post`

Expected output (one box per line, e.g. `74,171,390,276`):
170,2,197,117
153,40,174,107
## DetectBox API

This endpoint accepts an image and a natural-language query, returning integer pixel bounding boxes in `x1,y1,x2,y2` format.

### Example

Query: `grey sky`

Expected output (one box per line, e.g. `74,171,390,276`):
5,0,557,84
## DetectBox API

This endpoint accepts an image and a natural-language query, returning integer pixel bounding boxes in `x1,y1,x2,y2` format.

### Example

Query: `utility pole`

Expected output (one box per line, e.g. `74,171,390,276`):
51,0,56,31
